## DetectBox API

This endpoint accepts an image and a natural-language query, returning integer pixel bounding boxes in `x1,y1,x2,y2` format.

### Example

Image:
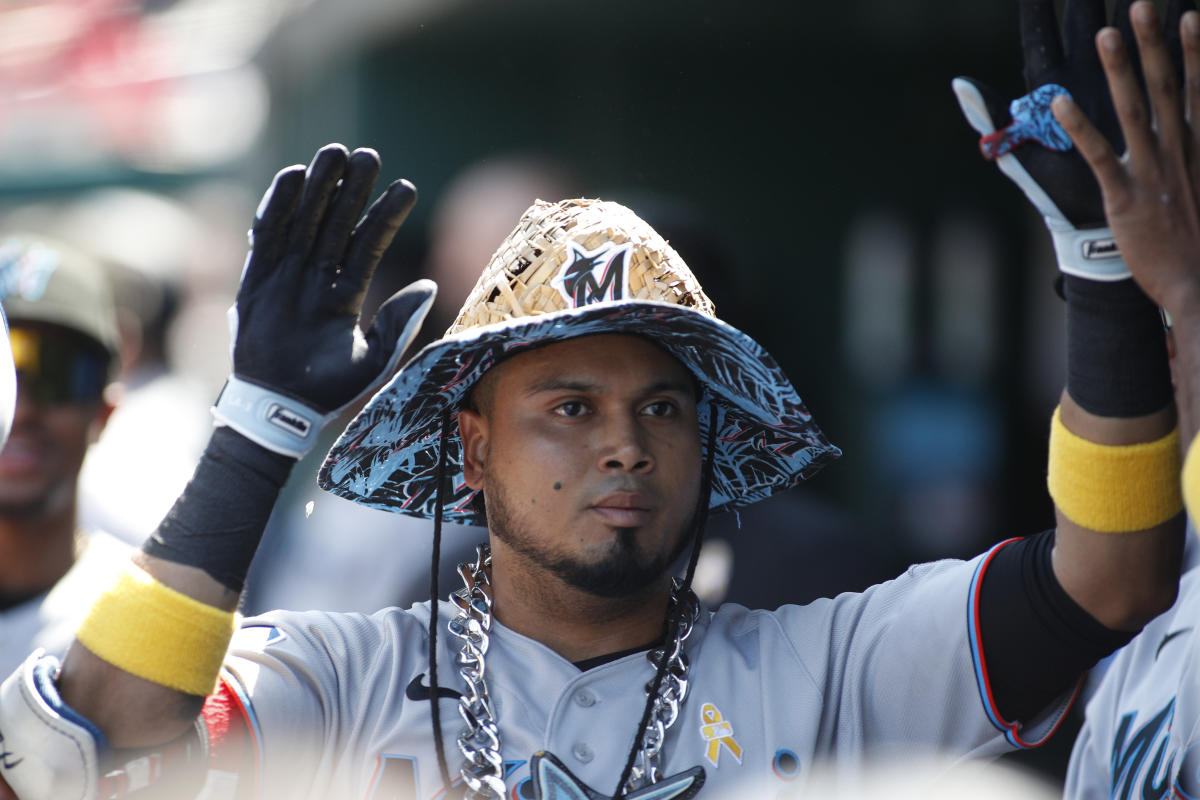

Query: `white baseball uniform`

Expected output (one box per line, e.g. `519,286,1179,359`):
189,543,1074,800
1065,537,1200,800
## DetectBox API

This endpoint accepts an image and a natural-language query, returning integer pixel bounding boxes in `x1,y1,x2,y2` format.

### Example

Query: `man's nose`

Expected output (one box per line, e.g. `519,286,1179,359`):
598,415,654,473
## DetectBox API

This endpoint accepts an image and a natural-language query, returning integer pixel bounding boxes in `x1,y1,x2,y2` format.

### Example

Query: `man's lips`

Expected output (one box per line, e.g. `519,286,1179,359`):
588,492,655,527
0,433,46,475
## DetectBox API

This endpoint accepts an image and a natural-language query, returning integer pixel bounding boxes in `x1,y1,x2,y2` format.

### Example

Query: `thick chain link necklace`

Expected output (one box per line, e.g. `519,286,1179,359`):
447,545,700,800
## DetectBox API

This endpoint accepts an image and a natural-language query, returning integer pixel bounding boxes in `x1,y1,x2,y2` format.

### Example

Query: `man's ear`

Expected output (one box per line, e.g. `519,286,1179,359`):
457,409,489,490
87,383,121,445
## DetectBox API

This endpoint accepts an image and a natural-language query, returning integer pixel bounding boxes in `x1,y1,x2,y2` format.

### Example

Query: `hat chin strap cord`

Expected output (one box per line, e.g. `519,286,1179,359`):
428,410,455,790
426,405,718,800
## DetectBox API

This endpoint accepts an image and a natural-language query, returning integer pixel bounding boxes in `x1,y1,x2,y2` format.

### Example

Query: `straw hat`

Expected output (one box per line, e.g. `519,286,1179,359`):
318,198,839,526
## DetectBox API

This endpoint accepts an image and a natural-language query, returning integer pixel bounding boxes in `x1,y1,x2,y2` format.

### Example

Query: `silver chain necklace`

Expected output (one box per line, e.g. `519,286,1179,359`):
447,545,700,800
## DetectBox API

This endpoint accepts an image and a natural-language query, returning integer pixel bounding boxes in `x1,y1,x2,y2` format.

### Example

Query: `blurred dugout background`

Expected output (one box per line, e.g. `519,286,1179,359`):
0,0,1082,779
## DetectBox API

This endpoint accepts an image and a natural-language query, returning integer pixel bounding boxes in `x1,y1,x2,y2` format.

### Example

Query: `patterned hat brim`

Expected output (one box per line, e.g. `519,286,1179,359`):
317,301,840,526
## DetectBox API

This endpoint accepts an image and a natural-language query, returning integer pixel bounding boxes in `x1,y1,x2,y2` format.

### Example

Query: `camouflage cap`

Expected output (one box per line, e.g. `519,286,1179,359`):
0,234,120,364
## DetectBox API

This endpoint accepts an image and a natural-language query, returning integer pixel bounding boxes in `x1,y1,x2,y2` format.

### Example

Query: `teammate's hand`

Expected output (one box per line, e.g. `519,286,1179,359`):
952,0,1188,281
213,144,435,457
1053,2,1200,313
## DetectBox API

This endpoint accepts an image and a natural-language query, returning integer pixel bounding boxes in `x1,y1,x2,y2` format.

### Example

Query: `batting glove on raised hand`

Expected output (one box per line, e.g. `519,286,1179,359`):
953,0,1189,281
213,144,435,458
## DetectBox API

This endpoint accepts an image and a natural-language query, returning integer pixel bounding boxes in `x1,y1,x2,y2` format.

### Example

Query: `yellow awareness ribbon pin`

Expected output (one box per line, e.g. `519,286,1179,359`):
700,703,743,767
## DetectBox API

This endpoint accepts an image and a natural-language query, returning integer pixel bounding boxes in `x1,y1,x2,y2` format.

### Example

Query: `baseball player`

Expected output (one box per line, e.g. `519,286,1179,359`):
0,1,1190,798
0,236,132,680
1034,0,1200,796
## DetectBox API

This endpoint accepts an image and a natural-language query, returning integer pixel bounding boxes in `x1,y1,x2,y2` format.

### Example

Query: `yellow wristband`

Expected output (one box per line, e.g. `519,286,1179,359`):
1047,406,1182,532
1184,432,1200,523
76,562,236,696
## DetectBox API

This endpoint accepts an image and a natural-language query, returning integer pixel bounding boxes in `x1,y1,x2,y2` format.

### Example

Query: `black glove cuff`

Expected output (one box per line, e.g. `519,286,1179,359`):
142,426,295,592
1064,275,1172,418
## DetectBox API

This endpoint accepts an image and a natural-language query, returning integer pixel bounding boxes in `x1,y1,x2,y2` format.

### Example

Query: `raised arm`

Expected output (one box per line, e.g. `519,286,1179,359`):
1054,1,1200,521
955,0,1185,632
0,144,433,798
1049,0,1200,627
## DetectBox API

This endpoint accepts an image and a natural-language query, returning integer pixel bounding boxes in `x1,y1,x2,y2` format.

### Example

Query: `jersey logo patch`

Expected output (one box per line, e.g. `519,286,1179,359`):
550,242,632,308
699,703,742,768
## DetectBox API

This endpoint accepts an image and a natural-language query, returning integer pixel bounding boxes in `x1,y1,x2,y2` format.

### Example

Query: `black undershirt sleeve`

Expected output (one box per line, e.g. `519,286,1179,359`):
142,427,295,592
979,529,1139,724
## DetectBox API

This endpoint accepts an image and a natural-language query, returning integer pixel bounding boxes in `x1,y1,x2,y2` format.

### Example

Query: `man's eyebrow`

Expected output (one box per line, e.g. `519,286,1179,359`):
526,377,600,395
642,378,696,396
525,377,695,395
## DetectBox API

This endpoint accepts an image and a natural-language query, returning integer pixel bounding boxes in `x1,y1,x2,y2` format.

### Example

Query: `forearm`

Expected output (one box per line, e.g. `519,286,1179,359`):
1045,268,1184,630
58,427,293,747
0,144,426,798
1051,393,1185,630
56,558,236,747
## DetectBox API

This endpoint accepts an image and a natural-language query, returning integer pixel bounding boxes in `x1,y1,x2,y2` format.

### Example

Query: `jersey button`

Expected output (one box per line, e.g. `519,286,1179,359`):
573,689,597,708
572,742,595,763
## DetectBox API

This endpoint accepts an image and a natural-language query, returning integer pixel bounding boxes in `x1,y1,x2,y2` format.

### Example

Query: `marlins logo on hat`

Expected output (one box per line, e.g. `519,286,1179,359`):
318,198,840,526
0,234,120,364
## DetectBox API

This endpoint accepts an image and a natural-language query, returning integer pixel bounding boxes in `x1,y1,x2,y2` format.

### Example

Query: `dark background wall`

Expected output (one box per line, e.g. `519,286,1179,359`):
257,0,1060,550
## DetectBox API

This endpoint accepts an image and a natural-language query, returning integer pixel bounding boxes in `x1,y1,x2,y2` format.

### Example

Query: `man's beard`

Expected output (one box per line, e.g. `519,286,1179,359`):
485,483,694,599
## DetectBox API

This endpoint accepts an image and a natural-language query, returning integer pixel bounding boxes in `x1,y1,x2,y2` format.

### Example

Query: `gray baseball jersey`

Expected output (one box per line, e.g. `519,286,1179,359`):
1065,543,1200,800
195,542,1073,800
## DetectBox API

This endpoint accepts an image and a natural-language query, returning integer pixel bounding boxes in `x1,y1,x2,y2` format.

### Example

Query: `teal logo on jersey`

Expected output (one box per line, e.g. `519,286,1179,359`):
1110,699,1175,799
528,752,703,800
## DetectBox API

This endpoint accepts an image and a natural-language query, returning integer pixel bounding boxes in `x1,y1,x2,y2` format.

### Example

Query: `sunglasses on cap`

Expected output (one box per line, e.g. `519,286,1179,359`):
10,325,109,406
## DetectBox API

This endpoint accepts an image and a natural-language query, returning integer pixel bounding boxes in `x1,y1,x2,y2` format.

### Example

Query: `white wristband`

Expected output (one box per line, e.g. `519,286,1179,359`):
1047,222,1131,282
211,375,332,459
0,651,103,800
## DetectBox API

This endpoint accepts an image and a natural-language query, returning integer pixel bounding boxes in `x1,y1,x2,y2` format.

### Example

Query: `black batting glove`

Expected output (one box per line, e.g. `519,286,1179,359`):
213,144,435,457
953,0,1191,281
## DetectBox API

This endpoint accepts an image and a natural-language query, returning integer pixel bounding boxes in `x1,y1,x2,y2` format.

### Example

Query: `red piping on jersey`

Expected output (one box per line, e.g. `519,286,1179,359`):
203,676,263,796
968,537,1084,749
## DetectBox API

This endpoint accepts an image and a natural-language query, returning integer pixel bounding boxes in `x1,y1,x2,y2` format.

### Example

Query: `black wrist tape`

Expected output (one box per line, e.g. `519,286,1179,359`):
1064,275,1172,418
142,426,295,592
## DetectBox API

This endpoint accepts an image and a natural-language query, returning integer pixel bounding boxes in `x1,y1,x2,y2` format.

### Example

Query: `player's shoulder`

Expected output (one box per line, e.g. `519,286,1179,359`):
710,554,980,623
704,554,986,663
231,600,446,660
